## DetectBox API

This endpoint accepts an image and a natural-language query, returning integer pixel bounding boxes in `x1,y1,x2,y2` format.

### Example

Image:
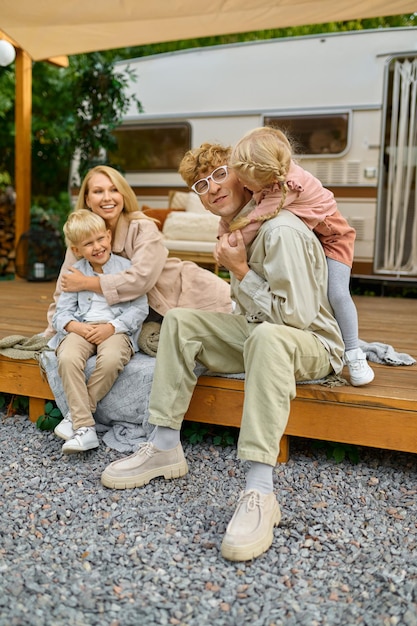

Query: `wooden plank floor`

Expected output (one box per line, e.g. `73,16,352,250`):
1,276,416,351
0,278,56,338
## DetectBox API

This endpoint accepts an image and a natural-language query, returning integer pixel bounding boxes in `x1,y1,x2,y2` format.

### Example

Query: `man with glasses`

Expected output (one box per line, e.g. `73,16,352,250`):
101,142,345,562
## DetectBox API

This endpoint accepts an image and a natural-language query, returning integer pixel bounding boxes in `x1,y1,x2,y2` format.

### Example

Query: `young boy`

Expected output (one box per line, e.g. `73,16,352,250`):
48,209,148,454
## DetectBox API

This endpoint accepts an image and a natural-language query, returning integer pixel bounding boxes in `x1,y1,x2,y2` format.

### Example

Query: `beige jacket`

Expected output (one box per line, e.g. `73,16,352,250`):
46,213,232,335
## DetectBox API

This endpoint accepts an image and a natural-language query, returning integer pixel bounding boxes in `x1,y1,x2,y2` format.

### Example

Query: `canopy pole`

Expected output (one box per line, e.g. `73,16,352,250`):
14,48,32,249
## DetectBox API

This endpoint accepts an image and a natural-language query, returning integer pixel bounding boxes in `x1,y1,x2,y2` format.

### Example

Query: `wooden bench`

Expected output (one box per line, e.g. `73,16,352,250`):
1,353,416,463
1,282,416,463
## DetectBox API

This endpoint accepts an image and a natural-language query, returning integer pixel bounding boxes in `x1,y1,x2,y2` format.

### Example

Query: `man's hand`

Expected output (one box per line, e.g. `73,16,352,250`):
214,230,250,281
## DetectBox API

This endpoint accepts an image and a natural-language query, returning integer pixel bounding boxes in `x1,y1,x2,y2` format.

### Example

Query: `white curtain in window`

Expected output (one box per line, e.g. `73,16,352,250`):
384,59,417,272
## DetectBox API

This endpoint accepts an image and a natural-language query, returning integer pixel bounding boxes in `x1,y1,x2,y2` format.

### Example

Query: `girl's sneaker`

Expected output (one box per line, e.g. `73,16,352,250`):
345,348,375,386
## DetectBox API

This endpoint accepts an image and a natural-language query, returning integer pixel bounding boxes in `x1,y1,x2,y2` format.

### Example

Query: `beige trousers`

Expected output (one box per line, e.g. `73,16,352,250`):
149,309,333,466
56,332,133,430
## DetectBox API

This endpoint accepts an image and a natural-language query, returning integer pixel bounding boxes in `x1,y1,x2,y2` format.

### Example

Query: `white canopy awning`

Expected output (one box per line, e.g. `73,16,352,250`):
2,0,416,61
1,0,416,247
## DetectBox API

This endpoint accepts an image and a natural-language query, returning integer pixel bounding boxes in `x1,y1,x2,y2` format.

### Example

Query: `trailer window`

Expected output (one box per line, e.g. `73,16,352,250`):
263,114,348,156
108,123,191,172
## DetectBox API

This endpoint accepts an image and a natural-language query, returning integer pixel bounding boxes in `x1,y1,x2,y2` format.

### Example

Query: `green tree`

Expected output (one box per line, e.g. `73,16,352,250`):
0,51,141,198
0,64,15,179
69,52,142,182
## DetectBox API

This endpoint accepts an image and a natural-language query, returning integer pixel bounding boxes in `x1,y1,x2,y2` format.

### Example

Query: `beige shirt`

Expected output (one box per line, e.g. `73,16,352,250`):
46,213,232,336
231,209,345,375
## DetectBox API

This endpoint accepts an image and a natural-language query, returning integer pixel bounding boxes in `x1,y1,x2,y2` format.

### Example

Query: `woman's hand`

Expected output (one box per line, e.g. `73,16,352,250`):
61,267,101,293
214,230,250,281
61,267,87,292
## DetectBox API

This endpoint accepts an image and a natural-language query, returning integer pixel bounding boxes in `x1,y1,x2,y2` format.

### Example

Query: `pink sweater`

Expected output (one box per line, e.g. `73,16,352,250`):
219,161,355,266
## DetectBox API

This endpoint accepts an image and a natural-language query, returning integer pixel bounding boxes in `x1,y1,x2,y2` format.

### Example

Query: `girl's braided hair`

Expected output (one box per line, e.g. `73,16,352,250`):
229,126,293,232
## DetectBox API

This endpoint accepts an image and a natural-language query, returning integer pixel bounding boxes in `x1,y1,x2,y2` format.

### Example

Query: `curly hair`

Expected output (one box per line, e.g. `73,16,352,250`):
178,143,232,187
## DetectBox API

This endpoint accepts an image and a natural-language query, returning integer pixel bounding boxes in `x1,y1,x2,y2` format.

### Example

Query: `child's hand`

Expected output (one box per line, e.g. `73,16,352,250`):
215,230,250,281
84,323,115,345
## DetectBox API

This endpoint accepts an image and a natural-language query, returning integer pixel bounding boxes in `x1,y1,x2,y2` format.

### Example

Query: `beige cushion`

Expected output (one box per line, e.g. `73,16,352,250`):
168,190,206,214
168,190,188,209
185,193,206,213
162,211,220,242
163,240,215,253
141,206,184,230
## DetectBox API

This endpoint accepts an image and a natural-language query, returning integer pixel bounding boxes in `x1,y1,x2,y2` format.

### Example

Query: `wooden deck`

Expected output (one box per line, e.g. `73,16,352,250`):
0,277,416,459
0,278,56,339
1,277,415,359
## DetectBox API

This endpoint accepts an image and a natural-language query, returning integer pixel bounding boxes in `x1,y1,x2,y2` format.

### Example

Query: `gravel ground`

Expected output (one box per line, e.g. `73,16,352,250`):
1,413,416,626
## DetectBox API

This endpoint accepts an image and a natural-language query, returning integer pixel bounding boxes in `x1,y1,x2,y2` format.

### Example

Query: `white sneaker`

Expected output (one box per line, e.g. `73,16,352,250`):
345,348,375,386
54,412,74,441
62,427,99,454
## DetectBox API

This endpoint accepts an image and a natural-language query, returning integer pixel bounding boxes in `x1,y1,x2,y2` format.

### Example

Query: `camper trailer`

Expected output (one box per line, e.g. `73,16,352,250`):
109,28,417,277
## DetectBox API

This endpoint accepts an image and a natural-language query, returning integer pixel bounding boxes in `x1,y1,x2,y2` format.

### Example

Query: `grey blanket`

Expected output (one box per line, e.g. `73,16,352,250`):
0,334,50,360
359,339,416,366
40,350,207,453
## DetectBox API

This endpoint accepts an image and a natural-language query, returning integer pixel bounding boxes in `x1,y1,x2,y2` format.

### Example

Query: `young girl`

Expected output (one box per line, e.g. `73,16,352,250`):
223,126,374,386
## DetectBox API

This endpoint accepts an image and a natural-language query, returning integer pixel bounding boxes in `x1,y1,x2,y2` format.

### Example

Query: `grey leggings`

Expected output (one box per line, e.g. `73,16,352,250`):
327,257,358,352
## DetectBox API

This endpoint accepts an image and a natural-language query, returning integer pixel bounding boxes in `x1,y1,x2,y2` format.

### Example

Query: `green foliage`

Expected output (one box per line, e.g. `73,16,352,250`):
183,422,239,447
36,401,63,431
69,53,142,181
183,422,210,444
0,171,12,188
312,440,360,464
0,393,29,415
0,51,142,198
0,66,15,182
212,428,237,447
31,192,72,235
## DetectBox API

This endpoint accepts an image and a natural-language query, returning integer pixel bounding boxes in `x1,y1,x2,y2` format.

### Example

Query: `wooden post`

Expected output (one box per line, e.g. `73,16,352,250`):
14,48,32,249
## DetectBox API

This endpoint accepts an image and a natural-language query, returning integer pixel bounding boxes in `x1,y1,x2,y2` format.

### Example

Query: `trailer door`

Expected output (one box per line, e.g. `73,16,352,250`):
375,56,417,276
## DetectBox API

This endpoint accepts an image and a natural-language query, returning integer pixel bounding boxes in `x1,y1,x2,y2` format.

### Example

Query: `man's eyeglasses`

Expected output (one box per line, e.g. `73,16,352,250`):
191,165,229,195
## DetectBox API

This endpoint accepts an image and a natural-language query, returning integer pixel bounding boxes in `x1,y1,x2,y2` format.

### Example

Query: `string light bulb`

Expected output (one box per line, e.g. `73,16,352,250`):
0,40,16,66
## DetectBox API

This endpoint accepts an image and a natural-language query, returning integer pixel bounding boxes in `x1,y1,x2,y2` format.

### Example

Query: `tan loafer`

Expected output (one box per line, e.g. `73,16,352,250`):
221,489,281,561
101,441,188,489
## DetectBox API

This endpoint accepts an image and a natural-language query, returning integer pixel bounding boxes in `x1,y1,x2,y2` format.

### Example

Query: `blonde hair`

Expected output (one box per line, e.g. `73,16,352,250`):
63,209,107,248
75,165,145,218
229,126,293,232
179,143,232,187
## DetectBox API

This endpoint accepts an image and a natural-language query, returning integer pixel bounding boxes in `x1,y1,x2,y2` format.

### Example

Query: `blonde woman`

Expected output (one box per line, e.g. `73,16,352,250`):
46,165,232,338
